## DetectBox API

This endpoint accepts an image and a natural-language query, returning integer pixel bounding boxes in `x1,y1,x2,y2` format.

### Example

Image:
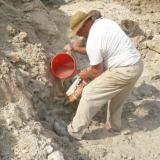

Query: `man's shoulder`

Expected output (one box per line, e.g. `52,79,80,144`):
93,18,118,29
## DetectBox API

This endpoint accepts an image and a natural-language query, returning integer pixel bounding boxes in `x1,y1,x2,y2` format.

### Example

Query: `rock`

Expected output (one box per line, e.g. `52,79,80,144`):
145,29,153,40
132,0,141,6
22,0,32,2
151,75,160,80
131,6,142,14
6,24,17,36
4,104,23,128
48,150,64,160
53,120,68,137
105,0,113,3
131,35,145,48
31,10,58,36
18,32,28,42
128,156,135,160
12,32,28,44
120,19,143,37
0,126,4,140
18,68,30,77
3,96,34,128
64,0,72,2
46,0,72,5
46,145,54,154
146,40,160,53
121,154,128,159
124,102,136,114
23,0,45,12
121,129,132,135
6,52,21,63
138,41,148,50
127,102,136,112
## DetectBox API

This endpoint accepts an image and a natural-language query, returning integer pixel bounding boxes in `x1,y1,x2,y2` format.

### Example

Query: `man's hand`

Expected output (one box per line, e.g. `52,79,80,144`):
64,39,86,55
79,69,88,80
64,39,82,53
68,81,87,102
70,39,83,51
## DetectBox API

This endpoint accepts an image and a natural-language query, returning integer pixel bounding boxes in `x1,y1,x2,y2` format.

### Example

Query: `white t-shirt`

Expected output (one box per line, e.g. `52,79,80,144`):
86,18,141,69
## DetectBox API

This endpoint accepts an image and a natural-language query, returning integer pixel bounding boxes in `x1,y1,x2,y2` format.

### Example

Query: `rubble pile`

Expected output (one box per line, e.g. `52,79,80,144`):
0,0,160,160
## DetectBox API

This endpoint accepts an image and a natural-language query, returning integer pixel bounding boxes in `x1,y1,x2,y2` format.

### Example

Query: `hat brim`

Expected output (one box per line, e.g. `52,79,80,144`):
68,14,92,38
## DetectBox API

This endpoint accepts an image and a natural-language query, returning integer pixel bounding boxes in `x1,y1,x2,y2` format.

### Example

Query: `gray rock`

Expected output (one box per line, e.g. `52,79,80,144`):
146,35,160,53
121,129,132,135
151,75,160,80
48,150,64,160
120,19,144,38
132,0,141,6
128,156,135,160
145,29,153,40
6,24,17,36
43,0,71,5
30,10,58,36
12,32,28,43
46,145,53,154
53,120,68,137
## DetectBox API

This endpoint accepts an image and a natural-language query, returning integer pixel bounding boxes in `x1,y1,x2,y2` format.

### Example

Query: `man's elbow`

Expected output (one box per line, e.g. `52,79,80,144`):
90,63,104,77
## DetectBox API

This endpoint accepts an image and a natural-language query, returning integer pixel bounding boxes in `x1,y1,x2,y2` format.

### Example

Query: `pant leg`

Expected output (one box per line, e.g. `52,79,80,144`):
107,60,143,130
68,60,143,139
67,96,103,139
68,70,126,139
106,81,136,130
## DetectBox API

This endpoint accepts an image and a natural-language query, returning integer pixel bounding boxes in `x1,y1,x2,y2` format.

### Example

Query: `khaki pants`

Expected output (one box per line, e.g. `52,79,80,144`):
68,60,143,139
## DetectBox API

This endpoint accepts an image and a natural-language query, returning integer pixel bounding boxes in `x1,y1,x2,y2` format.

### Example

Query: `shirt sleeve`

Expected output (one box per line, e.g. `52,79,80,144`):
86,28,103,66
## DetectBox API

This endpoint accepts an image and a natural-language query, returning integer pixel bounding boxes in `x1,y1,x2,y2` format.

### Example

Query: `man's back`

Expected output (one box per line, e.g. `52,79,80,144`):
86,18,140,69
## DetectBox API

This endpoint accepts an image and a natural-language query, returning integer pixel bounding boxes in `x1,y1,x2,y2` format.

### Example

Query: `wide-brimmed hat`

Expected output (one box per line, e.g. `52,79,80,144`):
69,11,93,38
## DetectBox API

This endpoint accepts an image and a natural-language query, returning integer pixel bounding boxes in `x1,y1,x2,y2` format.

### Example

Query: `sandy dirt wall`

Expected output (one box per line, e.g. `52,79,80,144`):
0,0,160,160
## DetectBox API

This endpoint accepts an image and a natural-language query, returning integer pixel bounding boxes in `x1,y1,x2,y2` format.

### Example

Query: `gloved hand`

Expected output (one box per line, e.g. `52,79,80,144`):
66,78,88,103
68,81,87,102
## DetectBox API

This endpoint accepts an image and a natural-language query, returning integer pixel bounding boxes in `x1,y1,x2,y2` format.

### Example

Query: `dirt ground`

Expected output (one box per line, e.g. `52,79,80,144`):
0,0,160,160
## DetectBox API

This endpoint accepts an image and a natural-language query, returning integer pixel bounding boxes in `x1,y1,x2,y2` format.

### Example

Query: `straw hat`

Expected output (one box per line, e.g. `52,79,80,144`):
69,11,93,37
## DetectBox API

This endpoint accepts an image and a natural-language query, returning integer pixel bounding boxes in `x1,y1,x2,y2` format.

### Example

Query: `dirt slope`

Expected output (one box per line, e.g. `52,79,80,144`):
0,0,160,160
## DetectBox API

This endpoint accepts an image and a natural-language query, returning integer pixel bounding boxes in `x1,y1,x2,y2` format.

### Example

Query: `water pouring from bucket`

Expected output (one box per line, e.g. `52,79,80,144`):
51,52,88,103
51,52,78,79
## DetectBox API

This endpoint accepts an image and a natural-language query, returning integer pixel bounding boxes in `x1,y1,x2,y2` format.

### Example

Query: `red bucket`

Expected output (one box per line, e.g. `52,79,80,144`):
51,52,77,79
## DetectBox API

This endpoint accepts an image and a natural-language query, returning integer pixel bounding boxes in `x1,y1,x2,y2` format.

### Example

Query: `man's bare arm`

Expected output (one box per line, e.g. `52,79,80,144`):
79,63,104,80
64,39,86,55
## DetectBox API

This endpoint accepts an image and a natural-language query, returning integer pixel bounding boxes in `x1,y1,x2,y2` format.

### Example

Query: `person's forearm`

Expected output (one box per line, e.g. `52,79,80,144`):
74,46,86,55
69,38,87,55
79,64,104,80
